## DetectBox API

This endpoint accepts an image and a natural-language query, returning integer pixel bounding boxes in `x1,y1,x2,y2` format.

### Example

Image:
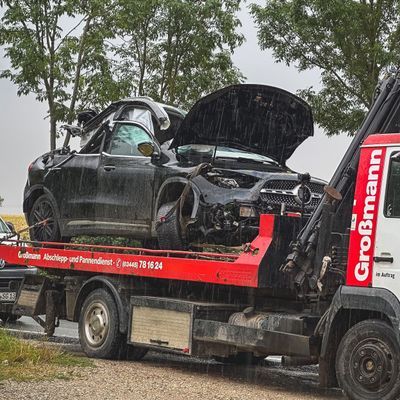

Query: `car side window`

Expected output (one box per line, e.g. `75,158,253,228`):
109,124,153,157
0,218,9,234
385,153,400,217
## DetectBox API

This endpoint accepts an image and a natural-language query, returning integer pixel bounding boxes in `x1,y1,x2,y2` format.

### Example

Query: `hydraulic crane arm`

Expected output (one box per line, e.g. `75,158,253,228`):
285,69,400,290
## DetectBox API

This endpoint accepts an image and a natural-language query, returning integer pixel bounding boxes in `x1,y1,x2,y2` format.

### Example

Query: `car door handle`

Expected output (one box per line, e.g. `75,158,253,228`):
373,256,394,263
103,165,116,172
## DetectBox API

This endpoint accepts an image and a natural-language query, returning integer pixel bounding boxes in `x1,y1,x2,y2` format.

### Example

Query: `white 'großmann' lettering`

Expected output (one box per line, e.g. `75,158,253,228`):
354,149,382,281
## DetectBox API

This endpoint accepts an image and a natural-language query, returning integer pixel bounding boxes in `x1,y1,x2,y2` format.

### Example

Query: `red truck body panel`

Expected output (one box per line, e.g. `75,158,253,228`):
0,214,276,288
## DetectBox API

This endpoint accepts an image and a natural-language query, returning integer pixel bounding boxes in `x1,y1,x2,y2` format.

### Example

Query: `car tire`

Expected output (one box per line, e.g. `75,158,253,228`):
336,319,400,400
29,194,61,242
0,313,20,323
79,288,123,359
156,202,185,250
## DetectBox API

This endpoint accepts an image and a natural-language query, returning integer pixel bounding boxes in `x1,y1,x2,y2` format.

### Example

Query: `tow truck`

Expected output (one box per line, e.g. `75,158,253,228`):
4,71,400,400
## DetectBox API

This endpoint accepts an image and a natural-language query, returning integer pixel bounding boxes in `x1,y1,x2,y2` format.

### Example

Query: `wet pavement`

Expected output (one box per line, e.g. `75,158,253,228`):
1,317,343,399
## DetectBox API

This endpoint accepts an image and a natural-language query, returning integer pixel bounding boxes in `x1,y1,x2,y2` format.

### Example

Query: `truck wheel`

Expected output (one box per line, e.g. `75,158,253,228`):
156,202,185,250
29,194,61,242
79,288,123,359
336,319,400,400
0,313,20,323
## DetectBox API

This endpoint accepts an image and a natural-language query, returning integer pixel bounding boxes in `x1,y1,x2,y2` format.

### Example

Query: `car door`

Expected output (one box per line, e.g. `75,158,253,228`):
43,123,110,236
95,122,157,238
374,148,400,299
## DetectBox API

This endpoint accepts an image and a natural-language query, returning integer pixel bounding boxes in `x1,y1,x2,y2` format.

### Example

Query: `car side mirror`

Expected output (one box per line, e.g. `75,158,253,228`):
151,152,162,164
138,142,155,157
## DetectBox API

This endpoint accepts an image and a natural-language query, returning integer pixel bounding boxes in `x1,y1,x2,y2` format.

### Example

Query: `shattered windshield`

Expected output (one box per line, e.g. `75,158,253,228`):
177,144,280,165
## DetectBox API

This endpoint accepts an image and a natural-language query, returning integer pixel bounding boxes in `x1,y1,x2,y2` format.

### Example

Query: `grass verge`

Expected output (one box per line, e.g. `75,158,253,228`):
0,329,93,382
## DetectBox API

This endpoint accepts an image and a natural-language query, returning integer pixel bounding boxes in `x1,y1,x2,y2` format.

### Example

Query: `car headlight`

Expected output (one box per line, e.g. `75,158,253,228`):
215,177,239,189
239,206,257,218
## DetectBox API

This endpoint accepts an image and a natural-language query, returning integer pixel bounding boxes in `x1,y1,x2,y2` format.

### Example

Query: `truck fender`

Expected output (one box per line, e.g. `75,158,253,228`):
318,285,400,387
74,276,128,334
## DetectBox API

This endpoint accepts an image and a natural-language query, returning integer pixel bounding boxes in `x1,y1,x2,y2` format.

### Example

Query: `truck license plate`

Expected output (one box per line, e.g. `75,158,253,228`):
0,292,16,302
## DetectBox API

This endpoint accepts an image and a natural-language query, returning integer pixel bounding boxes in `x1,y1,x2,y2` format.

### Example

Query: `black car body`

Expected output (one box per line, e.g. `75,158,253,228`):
0,216,37,322
24,85,326,248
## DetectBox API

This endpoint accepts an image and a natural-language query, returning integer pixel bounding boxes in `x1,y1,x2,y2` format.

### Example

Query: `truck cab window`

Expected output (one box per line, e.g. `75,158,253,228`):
109,124,153,157
385,153,400,217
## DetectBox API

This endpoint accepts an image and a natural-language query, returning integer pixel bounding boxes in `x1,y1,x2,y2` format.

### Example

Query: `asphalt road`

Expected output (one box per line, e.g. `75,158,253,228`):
1,316,344,399
3,316,78,340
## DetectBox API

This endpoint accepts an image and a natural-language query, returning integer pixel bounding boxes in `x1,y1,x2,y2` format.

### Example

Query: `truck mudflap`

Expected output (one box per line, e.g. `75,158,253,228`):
193,319,318,357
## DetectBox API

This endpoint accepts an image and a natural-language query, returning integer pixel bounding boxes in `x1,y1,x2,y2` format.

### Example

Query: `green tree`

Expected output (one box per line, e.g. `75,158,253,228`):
251,0,400,136
0,0,126,150
115,0,245,109
0,195,3,207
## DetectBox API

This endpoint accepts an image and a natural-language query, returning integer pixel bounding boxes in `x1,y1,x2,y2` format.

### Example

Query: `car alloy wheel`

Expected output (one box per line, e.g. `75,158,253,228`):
29,195,60,242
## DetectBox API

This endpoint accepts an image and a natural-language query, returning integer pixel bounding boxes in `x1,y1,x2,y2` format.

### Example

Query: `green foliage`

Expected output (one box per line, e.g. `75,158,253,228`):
0,0,128,149
0,195,3,207
72,235,141,247
0,329,92,381
113,0,245,109
0,0,245,149
251,0,400,136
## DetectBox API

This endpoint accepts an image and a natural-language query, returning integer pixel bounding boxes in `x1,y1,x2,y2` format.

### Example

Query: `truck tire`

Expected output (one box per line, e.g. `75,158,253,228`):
126,344,148,361
79,288,123,359
336,319,400,400
29,194,61,242
156,202,185,250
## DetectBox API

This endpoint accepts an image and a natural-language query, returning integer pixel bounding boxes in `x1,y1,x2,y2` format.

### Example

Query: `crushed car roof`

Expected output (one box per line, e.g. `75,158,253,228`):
170,84,314,165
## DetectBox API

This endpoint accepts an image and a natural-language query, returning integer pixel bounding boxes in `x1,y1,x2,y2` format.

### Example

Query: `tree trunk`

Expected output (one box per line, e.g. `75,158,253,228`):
50,114,57,151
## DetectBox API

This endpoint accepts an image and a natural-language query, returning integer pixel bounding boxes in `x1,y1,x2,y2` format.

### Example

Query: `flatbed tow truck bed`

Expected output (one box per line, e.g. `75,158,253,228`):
0,212,318,361
0,214,274,289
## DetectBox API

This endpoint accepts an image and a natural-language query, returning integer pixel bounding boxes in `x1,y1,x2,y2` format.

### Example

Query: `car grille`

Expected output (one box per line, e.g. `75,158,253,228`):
0,280,18,289
260,179,324,212
263,180,325,194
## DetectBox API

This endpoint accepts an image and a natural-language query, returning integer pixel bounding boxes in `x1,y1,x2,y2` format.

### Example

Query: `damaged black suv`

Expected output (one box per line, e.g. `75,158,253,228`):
24,85,325,248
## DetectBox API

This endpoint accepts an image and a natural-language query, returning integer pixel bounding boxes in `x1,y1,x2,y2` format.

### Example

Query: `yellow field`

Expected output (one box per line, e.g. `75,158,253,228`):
0,214,30,240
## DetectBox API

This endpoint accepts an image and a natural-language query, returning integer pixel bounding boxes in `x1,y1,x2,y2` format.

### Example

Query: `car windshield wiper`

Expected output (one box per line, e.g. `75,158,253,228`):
218,156,281,167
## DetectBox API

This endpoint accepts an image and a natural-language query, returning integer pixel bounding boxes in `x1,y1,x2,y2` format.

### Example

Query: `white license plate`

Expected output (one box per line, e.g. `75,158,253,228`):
0,292,16,302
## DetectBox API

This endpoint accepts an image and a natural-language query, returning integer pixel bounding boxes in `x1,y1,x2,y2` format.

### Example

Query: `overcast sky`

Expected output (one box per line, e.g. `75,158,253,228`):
0,4,352,214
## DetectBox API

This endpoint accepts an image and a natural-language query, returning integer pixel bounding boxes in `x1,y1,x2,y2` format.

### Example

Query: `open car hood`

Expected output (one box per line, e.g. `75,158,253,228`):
170,84,314,165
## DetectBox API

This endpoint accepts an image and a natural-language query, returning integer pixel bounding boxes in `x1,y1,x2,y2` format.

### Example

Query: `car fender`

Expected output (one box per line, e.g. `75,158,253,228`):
25,185,63,229
24,185,61,220
23,184,44,213
154,177,201,221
